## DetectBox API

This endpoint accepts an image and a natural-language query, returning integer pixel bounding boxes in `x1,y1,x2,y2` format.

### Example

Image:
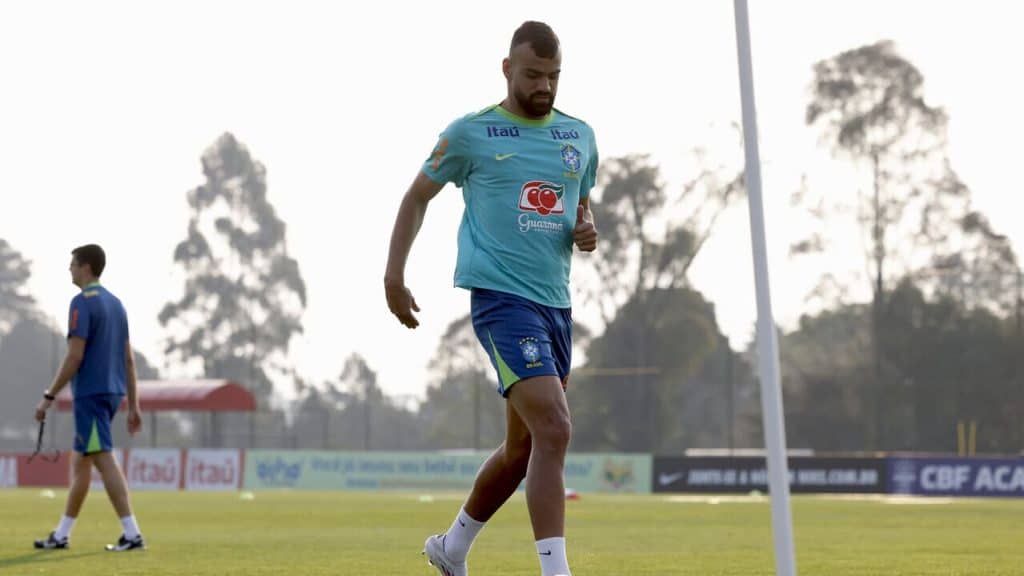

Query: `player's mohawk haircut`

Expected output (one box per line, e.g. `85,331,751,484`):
510,21,559,59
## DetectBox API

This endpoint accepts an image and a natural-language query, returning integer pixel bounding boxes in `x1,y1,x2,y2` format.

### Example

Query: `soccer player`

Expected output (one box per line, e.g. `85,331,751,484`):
33,244,146,552
384,21,598,576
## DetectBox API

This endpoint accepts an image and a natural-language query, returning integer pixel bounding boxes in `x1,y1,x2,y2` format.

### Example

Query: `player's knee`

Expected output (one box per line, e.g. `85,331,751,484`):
533,413,572,454
72,454,91,476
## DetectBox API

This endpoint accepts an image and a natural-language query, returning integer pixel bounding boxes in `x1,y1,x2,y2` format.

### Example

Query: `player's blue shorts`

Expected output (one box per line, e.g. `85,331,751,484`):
73,394,122,454
470,288,572,397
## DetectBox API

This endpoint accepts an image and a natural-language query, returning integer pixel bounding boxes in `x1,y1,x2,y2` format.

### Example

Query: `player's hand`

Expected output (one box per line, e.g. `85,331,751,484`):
385,280,421,329
34,398,52,422
127,404,142,435
573,205,598,252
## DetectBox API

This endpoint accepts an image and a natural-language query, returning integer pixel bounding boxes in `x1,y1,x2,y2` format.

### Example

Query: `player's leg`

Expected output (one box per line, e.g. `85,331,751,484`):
33,451,90,549
93,452,132,518
510,303,573,576
63,452,92,518
438,401,531,550
464,289,553,520
91,394,144,551
476,289,573,574
507,375,573,576
425,290,536,574
34,395,104,549
464,401,531,521
424,373,533,575
507,376,570,538
93,451,143,550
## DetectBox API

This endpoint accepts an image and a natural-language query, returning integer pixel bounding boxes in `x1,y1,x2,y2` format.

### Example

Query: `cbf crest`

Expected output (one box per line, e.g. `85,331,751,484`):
519,337,542,369
560,143,581,173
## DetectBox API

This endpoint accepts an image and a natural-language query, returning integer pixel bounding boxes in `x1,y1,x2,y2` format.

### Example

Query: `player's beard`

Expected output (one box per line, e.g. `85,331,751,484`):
514,87,554,118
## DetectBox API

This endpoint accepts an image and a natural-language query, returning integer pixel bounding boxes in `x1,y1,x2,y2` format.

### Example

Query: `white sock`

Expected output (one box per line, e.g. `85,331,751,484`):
536,536,571,576
443,508,485,563
120,515,141,539
54,515,76,541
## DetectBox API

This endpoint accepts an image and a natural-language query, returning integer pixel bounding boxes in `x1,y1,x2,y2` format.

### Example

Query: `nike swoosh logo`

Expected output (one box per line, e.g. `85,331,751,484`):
495,153,518,161
659,472,685,485
539,550,553,556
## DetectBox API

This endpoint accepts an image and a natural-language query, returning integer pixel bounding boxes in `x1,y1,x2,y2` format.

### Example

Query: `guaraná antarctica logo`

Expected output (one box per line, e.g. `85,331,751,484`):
518,180,565,216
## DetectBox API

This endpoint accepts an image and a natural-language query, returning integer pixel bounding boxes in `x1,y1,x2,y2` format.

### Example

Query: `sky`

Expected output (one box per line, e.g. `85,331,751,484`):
2,0,1022,402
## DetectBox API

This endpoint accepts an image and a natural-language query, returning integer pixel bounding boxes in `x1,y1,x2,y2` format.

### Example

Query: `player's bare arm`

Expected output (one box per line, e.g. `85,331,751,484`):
34,336,85,422
573,196,598,252
384,171,445,329
125,342,142,435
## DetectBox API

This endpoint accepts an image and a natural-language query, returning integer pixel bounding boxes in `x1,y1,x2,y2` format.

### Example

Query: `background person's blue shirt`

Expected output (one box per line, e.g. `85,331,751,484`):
67,283,128,398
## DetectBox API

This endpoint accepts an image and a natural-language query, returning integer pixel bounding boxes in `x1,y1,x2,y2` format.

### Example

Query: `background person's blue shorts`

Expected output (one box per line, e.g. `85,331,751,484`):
73,394,122,454
470,288,572,397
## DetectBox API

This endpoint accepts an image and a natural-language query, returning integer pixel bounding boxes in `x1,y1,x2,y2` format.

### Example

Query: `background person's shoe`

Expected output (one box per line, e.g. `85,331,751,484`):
105,533,145,552
33,531,68,550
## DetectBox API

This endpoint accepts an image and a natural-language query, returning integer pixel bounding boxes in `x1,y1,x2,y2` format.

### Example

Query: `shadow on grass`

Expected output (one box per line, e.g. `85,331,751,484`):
0,550,103,568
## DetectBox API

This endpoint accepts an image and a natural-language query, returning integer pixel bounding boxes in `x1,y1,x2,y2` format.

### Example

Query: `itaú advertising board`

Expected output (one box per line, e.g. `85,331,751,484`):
889,457,1024,497
184,449,242,491
122,449,242,491
0,449,241,490
124,449,182,490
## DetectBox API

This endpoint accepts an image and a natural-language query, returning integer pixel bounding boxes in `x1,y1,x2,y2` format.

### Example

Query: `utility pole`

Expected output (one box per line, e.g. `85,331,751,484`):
364,379,372,451
871,150,886,451
1015,268,1022,340
726,336,735,452
1017,268,1023,450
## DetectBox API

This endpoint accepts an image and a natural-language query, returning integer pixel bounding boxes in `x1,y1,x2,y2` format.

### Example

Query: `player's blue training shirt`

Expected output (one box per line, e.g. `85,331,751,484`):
67,283,129,398
423,104,599,309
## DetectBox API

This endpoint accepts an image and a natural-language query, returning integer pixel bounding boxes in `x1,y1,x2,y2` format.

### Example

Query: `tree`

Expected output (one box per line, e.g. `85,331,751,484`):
881,281,1018,452
291,355,423,450
805,40,946,357
0,318,64,445
569,287,721,453
419,315,505,450
779,280,1020,452
343,353,423,450
571,153,745,452
0,239,37,336
338,353,380,450
777,305,874,450
804,46,1019,311
133,351,161,380
292,383,338,449
924,206,1020,316
803,41,1020,444
159,133,306,406
584,153,743,324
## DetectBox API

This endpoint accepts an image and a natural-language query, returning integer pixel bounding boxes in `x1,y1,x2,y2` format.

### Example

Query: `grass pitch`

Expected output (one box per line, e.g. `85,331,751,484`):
0,489,1020,575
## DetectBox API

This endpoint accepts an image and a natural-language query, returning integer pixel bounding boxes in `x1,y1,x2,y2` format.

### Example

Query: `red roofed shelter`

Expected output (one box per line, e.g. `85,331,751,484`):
57,379,256,447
